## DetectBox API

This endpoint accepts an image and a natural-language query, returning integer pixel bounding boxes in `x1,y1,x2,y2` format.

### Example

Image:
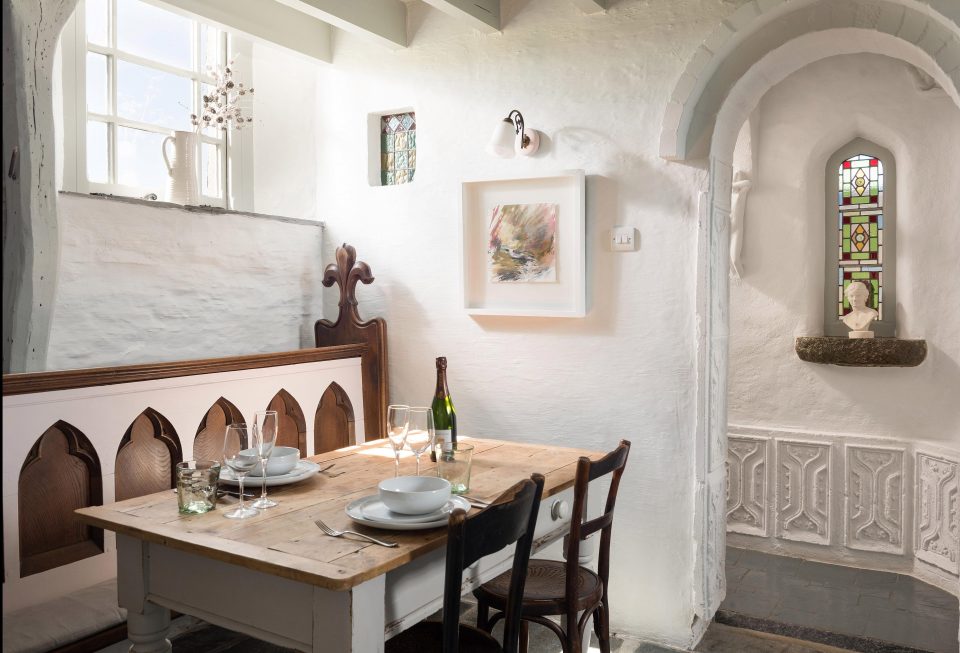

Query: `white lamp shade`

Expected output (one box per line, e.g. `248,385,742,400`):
487,119,517,158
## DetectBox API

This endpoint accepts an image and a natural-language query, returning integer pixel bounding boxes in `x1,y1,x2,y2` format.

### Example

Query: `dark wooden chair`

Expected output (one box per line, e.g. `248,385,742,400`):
387,474,545,653
473,440,631,653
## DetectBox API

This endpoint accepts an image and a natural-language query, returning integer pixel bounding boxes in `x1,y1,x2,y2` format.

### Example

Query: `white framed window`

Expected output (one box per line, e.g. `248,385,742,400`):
59,0,253,208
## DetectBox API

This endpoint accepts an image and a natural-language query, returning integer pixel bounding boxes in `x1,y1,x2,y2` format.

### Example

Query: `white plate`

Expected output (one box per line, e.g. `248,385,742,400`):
345,495,471,530
362,496,465,524
220,460,320,487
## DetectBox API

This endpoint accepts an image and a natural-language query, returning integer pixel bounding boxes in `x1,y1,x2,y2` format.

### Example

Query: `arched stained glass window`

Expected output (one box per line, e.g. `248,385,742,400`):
824,139,896,337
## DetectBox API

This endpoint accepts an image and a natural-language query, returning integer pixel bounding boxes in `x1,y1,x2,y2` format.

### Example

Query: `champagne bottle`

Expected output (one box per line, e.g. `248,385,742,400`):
430,356,457,462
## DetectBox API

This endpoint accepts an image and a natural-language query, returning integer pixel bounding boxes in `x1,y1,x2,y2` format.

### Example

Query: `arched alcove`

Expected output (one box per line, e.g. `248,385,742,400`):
268,389,307,457
19,420,103,577
661,0,960,636
195,397,246,462
116,408,183,501
314,382,355,454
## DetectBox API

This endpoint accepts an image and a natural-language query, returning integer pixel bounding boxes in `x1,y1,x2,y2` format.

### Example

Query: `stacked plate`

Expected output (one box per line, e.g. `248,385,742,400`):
345,495,471,530
220,460,321,487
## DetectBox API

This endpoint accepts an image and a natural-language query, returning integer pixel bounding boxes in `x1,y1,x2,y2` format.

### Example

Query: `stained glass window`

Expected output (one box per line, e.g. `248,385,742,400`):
380,112,416,186
836,154,884,320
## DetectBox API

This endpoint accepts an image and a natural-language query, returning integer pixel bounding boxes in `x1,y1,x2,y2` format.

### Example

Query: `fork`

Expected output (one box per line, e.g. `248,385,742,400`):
314,518,397,547
316,463,346,478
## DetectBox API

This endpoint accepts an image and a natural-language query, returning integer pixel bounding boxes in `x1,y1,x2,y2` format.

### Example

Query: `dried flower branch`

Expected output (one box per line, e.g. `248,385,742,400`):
190,59,255,132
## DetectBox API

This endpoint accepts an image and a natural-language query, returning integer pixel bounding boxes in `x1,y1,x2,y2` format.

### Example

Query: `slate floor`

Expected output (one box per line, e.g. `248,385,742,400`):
722,546,960,653
98,614,863,653
95,547,959,653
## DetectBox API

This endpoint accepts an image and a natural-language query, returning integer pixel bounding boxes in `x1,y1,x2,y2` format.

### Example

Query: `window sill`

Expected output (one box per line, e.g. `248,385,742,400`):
58,191,322,228
795,336,927,367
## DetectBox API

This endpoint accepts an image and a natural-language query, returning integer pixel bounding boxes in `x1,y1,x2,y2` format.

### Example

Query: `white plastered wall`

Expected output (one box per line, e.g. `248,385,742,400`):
46,30,326,371
664,0,960,640
311,1,722,647
729,53,960,444
725,52,960,596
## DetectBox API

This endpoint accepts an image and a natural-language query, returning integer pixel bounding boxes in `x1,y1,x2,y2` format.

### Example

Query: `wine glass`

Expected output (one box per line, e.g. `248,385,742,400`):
222,423,259,519
251,410,278,509
406,407,435,477
386,404,409,478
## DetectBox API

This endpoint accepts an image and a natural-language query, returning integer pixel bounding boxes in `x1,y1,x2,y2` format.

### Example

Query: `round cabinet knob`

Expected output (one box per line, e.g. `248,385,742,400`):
551,500,570,521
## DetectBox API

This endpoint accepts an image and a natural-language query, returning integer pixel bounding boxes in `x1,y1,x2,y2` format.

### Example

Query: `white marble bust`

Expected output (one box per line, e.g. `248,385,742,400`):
841,281,879,338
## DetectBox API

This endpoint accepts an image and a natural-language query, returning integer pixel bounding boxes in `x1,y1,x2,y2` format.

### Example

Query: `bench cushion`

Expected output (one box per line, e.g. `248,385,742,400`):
2,579,126,653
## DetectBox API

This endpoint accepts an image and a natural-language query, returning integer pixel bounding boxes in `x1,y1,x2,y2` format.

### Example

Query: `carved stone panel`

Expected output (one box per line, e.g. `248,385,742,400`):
776,440,831,545
116,409,182,501
845,445,904,554
916,452,959,574
726,435,768,536
706,472,727,612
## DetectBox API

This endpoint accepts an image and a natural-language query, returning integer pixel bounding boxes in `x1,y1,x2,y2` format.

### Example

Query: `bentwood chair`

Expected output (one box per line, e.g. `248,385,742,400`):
473,440,631,653
387,473,545,653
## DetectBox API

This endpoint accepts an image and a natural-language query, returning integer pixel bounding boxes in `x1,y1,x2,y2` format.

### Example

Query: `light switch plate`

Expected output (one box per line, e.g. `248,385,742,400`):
610,227,638,251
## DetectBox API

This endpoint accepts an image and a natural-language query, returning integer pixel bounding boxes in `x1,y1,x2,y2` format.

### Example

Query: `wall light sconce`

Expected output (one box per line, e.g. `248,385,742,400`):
487,109,541,158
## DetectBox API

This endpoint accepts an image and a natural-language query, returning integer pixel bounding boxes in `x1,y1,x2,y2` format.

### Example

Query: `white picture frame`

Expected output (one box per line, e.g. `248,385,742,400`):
460,170,586,317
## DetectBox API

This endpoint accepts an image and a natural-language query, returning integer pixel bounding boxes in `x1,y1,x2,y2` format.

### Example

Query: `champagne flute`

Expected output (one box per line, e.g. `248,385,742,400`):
406,407,435,477
386,404,410,478
251,410,278,509
222,423,259,519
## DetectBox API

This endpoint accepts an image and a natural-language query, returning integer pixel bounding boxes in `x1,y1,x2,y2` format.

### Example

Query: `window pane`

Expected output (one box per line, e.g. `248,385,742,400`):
199,26,223,73
117,126,168,192
117,60,193,130
117,0,192,70
201,142,221,198
86,52,109,115
85,0,109,47
836,154,885,320
86,121,109,183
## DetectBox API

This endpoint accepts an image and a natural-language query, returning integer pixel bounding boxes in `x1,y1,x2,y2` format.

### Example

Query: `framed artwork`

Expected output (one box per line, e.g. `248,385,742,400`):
460,171,585,317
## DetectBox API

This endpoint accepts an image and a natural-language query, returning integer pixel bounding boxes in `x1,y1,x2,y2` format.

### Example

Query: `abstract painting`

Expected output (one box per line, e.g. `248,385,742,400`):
488,203,558,282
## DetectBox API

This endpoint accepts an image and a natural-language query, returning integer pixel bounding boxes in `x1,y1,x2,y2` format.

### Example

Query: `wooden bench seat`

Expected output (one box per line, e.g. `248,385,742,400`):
2,579,125,653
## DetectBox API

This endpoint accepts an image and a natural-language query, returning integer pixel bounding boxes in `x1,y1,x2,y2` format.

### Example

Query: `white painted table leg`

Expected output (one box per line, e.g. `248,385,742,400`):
126,602,171,653
313,574,386,652
116,534,172,652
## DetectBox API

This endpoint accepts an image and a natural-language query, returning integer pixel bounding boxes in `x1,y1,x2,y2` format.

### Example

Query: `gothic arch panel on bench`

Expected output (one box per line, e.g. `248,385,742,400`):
314,382,355,454
269,389,307,457
195,397,246,462
19,421,104,577
115,408,183,502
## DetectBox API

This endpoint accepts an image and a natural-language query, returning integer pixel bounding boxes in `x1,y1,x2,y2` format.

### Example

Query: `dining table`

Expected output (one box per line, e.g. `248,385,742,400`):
76,437,605,653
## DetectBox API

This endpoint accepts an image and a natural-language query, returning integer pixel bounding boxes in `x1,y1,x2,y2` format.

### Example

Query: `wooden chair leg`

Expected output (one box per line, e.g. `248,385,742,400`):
566,608,581,653
519,619,529,653
594,603,610,653
476,597,491,632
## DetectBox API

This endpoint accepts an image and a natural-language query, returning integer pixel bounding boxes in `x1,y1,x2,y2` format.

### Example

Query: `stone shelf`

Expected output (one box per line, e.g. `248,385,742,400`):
795,336,927,367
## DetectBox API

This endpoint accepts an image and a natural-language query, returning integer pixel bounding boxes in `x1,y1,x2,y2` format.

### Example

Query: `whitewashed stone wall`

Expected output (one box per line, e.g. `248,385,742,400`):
310,1,720,647
46,193,324,370
727,426,959,597
725,50,960,597
727,54,960,446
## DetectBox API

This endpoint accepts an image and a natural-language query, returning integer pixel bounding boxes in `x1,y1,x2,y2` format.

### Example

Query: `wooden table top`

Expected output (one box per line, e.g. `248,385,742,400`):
77,438,602,591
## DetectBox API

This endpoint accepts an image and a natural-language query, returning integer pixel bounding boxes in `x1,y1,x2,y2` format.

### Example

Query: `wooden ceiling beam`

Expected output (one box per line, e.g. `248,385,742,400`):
420,0,500,34
569,0,607,13
275,0,408,50
159,0,333,62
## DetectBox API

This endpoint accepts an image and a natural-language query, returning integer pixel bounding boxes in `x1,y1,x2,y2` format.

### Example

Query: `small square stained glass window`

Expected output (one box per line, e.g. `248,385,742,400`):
380,111,415,186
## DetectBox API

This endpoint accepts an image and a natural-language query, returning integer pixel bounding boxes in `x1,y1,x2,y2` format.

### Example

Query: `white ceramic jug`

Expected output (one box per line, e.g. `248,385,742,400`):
162,130,199,205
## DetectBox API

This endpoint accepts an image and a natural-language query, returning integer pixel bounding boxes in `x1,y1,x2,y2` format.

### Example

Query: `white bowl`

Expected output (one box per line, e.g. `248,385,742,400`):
247,446,300,477
378,476,451,515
